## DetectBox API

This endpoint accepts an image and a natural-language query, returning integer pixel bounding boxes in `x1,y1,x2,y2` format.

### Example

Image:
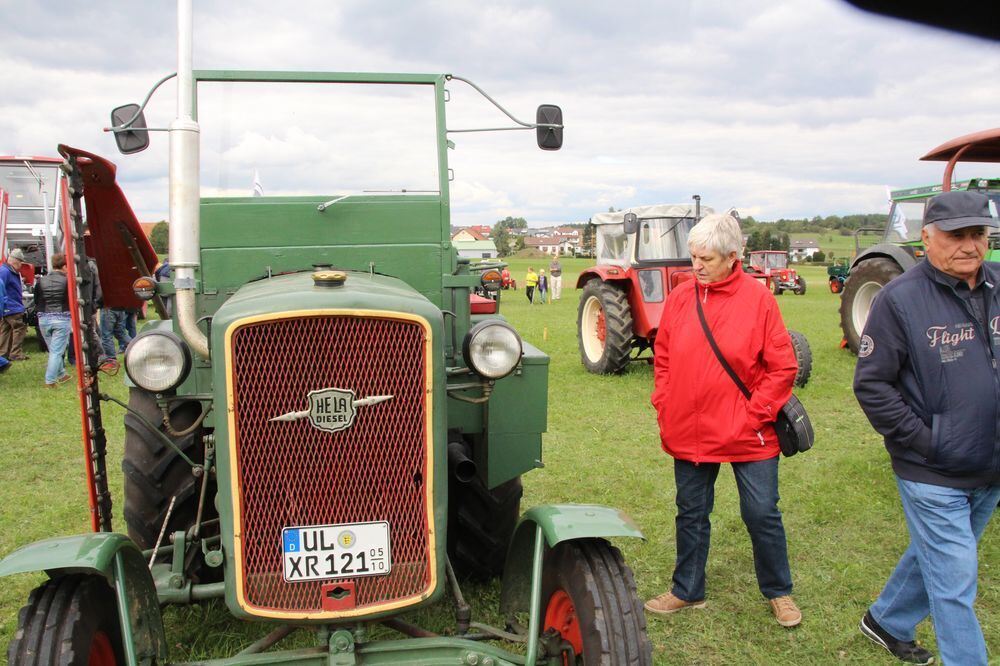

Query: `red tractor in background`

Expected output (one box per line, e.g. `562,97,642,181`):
746,250,806,295
576,201,812,387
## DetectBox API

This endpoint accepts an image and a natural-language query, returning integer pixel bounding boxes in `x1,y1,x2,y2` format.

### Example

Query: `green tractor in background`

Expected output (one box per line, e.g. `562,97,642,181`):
838,128,1000,353
0,3,652,665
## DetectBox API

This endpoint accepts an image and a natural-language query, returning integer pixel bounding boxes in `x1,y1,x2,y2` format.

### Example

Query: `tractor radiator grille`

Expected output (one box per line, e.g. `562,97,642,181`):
227,313,433,617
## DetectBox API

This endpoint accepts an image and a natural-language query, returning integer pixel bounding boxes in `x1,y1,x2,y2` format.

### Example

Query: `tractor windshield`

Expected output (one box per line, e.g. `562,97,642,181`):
755,253,787,270
635,216,696,262
884,200,927,243
197,81,440,198
0,160,61,247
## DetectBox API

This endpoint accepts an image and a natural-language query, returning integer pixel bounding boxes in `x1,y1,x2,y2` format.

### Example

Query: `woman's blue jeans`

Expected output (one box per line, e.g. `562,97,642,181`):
870,478,1000,666
671,456,793,601
39,316,71,384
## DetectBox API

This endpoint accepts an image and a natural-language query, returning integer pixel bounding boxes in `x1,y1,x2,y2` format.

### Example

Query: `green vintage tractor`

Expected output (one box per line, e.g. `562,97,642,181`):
838,128,1000,353
0,4,651,665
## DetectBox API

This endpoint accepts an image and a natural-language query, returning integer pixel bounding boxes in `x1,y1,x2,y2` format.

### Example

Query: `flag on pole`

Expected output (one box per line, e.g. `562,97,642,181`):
252,169,264,197
886,186,907,239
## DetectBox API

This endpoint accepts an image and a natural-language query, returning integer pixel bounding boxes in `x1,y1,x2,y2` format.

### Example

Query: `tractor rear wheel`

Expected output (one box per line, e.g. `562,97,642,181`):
789,330,812,388
577,280,633,375
793,276,806,295
123,388,217,579
448,475,522,580
839,258,903,353
8,575,124,666
541,539,652,665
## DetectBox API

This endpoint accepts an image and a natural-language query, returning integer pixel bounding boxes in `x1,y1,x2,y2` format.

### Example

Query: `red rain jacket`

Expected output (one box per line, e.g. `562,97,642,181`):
651,268,797,463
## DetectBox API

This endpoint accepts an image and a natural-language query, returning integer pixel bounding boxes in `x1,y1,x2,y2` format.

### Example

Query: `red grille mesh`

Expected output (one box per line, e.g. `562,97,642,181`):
229,314,432,614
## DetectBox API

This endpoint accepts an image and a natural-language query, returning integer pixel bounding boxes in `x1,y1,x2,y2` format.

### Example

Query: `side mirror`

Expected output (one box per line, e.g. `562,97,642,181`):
536,104,563,151
623,212,639,235
110,103,150,154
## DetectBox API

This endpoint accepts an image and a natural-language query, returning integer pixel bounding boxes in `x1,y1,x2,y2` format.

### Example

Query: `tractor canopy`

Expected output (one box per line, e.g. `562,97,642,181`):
748,251,788,271
590,203,710,268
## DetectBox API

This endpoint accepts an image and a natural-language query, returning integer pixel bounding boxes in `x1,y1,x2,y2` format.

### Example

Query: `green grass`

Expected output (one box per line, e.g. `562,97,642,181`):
0,262,997,664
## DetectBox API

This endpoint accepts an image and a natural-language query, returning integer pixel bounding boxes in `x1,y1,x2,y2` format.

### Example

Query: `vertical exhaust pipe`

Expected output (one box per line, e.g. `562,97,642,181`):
169,0,209,359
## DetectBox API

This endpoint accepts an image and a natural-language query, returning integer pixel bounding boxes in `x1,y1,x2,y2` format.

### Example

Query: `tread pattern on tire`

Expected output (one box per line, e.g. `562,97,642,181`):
838,257,903,354
123,390,217,583
8,575,123,666
789,330,812,388
578,280,634,375
448,475,522,580
543,538,652,665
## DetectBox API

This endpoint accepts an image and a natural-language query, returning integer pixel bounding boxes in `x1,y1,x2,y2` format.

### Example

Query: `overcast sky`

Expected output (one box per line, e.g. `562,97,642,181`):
1,1,997,227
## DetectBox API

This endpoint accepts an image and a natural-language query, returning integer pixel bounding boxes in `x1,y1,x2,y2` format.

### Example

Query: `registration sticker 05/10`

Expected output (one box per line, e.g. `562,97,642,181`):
281,521,391,583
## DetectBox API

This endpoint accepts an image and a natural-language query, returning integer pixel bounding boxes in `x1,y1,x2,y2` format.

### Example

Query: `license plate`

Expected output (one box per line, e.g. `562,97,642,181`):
281,521,391,583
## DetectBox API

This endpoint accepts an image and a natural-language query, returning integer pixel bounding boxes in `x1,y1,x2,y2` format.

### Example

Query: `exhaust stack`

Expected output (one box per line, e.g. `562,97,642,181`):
169,0,209,359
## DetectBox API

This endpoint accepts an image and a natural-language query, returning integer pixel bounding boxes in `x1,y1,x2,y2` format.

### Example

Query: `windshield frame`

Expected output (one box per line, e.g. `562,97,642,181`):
632,215,698,265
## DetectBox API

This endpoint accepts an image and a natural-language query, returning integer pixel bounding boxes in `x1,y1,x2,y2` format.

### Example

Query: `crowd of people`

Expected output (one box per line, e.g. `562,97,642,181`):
0,249,144,386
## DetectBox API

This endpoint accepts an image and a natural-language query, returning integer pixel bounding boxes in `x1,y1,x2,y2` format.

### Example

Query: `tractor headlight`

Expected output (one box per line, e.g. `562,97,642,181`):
125,330,192,393
463,321,522,379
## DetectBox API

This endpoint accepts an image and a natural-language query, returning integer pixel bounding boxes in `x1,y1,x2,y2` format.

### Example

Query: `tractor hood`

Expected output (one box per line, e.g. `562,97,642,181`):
211,269,444,348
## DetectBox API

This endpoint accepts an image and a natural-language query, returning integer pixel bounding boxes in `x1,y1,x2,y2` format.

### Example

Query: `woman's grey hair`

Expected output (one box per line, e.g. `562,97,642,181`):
687,213,744,258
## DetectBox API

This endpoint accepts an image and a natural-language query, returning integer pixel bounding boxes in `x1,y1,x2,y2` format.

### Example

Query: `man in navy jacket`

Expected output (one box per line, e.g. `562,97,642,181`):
854,191,1000,665
0,248,29,361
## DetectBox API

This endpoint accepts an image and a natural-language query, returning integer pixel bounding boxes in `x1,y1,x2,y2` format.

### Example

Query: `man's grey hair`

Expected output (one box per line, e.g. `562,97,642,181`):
687,213,744,258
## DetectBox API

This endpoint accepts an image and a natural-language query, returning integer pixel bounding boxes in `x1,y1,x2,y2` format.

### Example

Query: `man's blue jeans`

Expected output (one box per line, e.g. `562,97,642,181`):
39,316,71,384
101,308,132,357
672,457,793,601
870,478,1000,665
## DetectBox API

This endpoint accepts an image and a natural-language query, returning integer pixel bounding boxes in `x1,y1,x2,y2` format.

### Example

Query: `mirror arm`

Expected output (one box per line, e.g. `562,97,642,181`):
444,74,563,133
103,72,178,133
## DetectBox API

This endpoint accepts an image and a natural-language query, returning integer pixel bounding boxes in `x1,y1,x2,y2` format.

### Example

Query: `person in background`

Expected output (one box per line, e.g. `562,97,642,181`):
155,260,173,317
645,212,801,628
101,306,133,358
853,191,1000,666
537,269,548,304
525,267,538,304
0,248,29,361
33,253,73,387
549,256,563,300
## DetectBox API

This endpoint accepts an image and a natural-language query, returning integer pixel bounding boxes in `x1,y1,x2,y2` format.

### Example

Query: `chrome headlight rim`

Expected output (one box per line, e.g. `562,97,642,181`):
124,330,192,393
463,320,523,380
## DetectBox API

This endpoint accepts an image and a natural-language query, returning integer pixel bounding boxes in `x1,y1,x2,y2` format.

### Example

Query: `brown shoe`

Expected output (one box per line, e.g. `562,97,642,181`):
769,595,802,627
644,591,706,615
57,374,72,384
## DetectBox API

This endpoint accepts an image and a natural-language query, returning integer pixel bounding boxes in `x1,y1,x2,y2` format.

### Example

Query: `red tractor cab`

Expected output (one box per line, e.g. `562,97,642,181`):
501,266,516,290
746,250,806,295
576,203,812,386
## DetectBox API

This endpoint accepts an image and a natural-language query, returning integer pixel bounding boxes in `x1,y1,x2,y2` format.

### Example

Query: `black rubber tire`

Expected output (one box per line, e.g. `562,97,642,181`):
541,539,652,665
123,389,217,579
839,258,903,354
794,276,806,295
8,575,125,666
448,475,522,580
772,280,783,296
789,330,812,388
577,280,633,375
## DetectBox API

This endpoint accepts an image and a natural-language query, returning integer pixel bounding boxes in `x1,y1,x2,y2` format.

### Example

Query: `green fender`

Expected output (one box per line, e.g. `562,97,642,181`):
0,533,167,664
499,504,644,616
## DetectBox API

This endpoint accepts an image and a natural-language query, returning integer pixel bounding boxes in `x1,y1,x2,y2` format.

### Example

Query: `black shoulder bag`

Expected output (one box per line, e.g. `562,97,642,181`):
695,288,814,457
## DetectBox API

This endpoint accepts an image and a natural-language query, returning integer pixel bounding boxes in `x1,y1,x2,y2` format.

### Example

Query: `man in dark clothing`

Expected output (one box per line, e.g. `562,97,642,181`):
853,191,1000,666
33,253,73,386
0,248,29,361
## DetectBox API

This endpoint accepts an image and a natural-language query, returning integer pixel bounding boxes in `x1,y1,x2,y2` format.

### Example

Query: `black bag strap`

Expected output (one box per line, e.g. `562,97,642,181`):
695,284,752,400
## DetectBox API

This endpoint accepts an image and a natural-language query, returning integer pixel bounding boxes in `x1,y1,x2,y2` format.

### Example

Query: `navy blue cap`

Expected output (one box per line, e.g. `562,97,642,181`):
924,191,996,230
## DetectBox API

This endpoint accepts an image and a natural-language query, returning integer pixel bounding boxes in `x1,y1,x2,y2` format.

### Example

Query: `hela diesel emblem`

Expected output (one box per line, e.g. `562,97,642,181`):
270,388,394,433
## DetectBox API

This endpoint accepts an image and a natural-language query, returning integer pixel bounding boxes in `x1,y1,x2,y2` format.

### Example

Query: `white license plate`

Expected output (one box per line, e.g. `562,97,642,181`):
281,521,391,583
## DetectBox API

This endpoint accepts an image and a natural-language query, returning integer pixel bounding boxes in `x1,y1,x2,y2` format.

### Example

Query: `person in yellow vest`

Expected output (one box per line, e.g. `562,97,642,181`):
525,267,539,304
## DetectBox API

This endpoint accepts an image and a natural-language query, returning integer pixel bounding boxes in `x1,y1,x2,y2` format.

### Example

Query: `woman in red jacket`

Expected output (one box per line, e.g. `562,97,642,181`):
644,213,801,628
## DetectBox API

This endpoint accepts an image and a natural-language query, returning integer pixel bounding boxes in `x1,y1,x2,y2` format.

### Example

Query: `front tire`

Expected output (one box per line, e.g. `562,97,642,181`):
789,330,812,388
542,539,652,665
123,389,217,580
839,258,903,353
577,280,633,375
8,575,124,666
448,475,522,580
793,276,806,295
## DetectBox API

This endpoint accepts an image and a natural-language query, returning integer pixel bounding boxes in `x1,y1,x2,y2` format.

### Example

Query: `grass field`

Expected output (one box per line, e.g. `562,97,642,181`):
0,261,997,664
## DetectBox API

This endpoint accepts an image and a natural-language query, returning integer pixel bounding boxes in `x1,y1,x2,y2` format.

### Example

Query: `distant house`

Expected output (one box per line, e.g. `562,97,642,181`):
789,239,820,261
452,228,487,242
525,236,572,256
139,222,162,239
453,239,498,259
